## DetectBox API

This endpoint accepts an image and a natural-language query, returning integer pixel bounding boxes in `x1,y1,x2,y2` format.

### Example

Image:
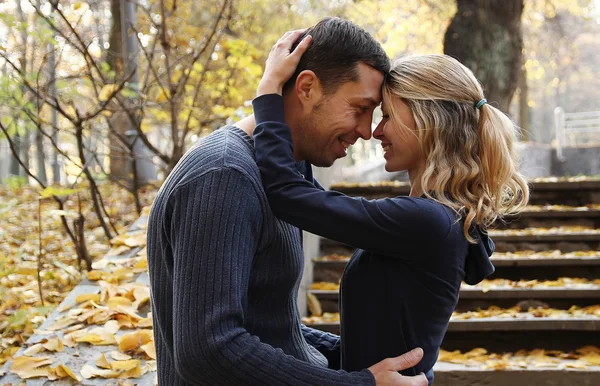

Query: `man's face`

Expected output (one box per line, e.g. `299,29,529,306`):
295,62,385,167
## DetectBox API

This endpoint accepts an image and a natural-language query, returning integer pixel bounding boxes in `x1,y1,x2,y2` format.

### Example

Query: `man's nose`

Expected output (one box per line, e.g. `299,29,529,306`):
356,118,372,140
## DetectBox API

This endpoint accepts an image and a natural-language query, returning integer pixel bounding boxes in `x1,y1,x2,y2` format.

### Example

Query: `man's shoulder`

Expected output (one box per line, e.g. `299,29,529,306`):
176,126,259,179
156,126,264,202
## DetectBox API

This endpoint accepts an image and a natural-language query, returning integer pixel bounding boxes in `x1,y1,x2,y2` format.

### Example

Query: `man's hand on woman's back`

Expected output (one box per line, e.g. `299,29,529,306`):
368,348,429,386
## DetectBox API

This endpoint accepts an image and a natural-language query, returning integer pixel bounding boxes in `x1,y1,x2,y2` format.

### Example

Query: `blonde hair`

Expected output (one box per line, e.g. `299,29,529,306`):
382,54,529,242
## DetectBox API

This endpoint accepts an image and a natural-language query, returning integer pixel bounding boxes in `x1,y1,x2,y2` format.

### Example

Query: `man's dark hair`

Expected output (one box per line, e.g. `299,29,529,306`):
283,17,390,94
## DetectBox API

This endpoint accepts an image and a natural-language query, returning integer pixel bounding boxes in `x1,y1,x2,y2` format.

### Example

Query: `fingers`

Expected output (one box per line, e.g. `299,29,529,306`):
275,29,309,51
289,35,312,60
405,373,428,386
392,347,424,371
278,29,308,43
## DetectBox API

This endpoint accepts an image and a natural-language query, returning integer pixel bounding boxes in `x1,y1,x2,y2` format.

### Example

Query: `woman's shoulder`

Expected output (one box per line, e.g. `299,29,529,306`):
381,196,456,238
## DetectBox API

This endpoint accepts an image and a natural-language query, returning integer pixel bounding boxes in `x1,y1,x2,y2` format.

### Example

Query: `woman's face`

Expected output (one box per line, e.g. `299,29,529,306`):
373,97,424,173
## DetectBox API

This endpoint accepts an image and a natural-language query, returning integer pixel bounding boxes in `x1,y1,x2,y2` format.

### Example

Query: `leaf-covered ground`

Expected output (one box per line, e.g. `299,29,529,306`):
0,182,157,367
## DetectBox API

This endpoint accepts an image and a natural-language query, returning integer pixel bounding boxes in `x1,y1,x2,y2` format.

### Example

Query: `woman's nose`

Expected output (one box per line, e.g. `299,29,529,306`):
373,120,385,139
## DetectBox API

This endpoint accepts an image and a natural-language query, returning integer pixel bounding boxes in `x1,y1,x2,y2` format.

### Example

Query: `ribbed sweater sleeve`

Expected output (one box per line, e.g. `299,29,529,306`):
167,166,375,386
252,94,452,257
301,325,341,370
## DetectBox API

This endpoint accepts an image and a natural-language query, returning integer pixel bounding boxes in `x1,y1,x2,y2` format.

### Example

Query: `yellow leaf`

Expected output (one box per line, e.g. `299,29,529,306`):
141,341,156,359
96,353,110,369
76,332,116,345
156,90,169,103
42,337,64,352
98,84,119,102
107,296,134,309
48,363,81,381
73,2,84,11
120,361,142,379
104,319,121,334
110,351,132,361
118,330,153,353
22,343,44,356
88,270,104,281
75,293,101,304
80,364,120,379
125,232,147,248
110,359,140,372
10,355,53,379
15,267,37,276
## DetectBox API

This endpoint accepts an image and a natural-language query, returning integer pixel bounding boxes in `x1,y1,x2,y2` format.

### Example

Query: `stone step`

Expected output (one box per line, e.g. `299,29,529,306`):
305,315,600,353
304,308,600,352
433,361,600,386
489,231,600,243
314,252,600,266
501,208,600,230
304,316,600,334
310,287,600,300
310,285,600,314
313,252,600,281
319,232,600,255
314,255,600,267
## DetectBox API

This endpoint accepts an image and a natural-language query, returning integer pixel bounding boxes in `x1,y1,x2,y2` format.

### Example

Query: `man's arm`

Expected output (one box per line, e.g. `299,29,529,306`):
168,167,375,385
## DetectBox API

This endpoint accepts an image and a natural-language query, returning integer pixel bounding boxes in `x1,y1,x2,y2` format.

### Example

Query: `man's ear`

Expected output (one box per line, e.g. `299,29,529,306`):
295,70,323,112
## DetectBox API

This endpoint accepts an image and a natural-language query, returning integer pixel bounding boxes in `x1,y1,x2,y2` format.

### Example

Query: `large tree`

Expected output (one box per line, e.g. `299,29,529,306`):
444,0,524,113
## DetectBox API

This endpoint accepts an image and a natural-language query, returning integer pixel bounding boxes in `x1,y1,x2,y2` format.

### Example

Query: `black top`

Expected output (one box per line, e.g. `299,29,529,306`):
252,94,495,385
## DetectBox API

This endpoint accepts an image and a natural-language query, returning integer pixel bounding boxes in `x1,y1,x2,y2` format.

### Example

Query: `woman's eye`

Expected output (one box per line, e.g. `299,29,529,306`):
382,114,390,119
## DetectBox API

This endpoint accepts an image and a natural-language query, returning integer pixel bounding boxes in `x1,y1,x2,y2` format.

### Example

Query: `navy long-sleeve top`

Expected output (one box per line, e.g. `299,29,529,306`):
252,94,495,385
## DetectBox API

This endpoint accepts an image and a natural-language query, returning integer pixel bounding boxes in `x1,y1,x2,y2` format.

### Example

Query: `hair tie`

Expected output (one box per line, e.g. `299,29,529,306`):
475,99,487,110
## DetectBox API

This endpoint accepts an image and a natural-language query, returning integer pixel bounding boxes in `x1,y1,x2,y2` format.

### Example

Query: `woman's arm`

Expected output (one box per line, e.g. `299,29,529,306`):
252,94,451,257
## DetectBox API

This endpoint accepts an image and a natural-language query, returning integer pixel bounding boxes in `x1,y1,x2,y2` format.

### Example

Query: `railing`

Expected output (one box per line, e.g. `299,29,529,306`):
554,108,600,161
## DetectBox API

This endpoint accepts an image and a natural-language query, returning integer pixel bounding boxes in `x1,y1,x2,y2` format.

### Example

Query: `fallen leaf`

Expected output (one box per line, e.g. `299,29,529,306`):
96,353,110,370
141,341,156,359
110,351,132,361
48,363,81,381
119,330,153,353
10,355,53,379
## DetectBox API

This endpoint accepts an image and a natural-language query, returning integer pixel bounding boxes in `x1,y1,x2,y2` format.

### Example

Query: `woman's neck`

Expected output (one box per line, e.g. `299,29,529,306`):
408,163,426,197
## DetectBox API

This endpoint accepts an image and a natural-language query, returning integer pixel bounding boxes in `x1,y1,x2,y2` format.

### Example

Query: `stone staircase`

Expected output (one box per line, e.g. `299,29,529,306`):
304,178,600,385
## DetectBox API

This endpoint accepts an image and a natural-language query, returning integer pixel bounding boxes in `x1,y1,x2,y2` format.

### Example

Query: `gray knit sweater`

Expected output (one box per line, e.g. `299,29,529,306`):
147,126,374,385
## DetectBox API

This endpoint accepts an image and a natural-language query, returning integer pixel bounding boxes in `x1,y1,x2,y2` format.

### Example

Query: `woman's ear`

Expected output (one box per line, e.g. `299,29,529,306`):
295,70,323,112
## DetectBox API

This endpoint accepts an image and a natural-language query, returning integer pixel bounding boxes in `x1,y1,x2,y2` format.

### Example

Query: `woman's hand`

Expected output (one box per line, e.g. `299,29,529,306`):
257,29,312,96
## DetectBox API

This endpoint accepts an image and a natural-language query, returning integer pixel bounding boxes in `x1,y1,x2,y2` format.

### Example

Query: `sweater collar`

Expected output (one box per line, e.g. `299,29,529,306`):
226,125,255,153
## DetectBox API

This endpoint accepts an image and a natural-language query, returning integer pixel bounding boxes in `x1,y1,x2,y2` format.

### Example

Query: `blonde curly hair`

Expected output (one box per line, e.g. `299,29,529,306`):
382,54,529,242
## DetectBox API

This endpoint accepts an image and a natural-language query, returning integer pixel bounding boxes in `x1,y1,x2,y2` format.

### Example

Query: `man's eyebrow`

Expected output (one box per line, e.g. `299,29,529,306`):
351,97,380,106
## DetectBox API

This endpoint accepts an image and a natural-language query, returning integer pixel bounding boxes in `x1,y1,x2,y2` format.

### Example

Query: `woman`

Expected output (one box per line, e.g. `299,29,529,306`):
252,36,529,384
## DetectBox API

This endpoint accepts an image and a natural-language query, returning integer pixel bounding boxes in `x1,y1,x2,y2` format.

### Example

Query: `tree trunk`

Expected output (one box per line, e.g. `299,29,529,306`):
10,1,31,178
33,0,47,185
444,0,524,113
108,0,129,182
518,65,530,141
109,0,157,185
48,39,60,184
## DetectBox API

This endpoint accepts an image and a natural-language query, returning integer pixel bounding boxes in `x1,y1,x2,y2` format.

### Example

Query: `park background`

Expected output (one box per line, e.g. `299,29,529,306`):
0,0,599,384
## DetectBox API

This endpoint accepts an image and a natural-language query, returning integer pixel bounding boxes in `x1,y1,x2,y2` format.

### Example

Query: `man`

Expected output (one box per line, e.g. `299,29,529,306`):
147,18,428,386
